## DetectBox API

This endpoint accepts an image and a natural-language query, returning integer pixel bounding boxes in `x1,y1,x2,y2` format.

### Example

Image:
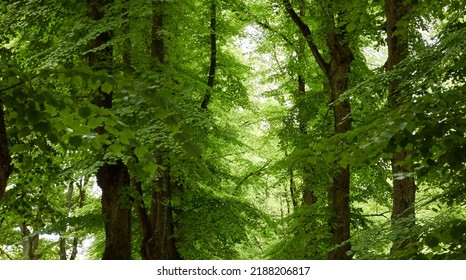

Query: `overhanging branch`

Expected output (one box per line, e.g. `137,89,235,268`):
282,0,329,73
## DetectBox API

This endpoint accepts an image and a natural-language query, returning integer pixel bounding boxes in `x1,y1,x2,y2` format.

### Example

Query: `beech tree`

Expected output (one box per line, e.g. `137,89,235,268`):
0,0,465,260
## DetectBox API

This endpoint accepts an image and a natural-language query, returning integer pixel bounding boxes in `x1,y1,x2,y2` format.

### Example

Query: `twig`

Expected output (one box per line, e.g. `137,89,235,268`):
0,247,13,260
362,211,390,219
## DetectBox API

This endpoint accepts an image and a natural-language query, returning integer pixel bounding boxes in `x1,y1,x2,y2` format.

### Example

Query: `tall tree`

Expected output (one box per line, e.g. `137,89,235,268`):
384,0,416,254
0,104,12,201
87,0,132,260
282,0,354,259
136,0,181,260
201,0,218,110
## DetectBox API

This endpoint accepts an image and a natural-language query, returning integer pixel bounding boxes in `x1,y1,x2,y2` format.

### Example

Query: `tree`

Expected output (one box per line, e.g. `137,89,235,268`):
282,0,354,259
384,0,416,254
1,0,465,260
86,0,132,260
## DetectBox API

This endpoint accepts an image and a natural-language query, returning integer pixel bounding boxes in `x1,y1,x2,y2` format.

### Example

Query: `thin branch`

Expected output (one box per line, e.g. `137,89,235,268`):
0,80,27,93
235,159,273,192
255,20,294,47
362,211,391,220
282,0,329,73
0,247,13,260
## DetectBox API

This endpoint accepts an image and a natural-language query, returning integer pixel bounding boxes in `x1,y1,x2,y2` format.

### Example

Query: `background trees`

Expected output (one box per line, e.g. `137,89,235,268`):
0,0,465,260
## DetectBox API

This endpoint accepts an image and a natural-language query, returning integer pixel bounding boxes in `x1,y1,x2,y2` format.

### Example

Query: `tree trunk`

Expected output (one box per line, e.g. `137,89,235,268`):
20,223,40,260
326,32,353,259
0,103,13,201
384,0,416,254
201,0,217,110
283,0,354,259
87,0,132,260
296,28,317,207
97,163,132,259
137,2,181,259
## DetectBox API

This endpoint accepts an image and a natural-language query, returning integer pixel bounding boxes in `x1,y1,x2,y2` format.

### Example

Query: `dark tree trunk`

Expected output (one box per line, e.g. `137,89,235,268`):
201,0,217,110
122,0,131,66
296,31,317,207
0,103,13,201
97,163,131,259
326,32,353,259
384,0,416,254
284,150,298,209
136,2,181,259
283,0,353,259
59,237,67,260
298,74,317,207
87,0,132,260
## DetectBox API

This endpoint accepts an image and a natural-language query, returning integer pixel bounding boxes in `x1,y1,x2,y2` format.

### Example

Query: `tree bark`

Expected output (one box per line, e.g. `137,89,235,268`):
97,163,132,259
201,0,217,110
384,0,416,255
283,0,353,259
87,0,132,260
136,2,181,259
0,103,13,201
20,223,40,260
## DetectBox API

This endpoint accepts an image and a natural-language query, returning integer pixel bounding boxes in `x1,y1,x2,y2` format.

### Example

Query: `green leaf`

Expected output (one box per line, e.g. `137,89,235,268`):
20,158,33,171
72,75,83,86
182,142,202,157
142,160,158,174
88,117,103,129
108,143,124,155
134,145,148,160
346,22,357,33
88,78,101,90
48,133,60,144
33,121,51,134
69,135,83,148
78,106,92,119
425,235,439,248
10,144,28,153
27,110,42,124
101,82,113,94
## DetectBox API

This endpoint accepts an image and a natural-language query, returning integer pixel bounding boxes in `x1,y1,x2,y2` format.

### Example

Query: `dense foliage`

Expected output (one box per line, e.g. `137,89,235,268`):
0,0,465,260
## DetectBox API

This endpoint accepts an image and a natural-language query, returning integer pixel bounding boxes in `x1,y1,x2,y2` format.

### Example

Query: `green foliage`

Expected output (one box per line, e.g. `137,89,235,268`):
1,0,465,260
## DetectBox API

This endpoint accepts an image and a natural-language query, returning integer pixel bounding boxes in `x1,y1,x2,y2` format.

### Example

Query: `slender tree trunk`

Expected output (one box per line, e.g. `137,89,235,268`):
87,0,132,260
283,0,353,259
284,150,298,209
385,0,416,254
298,71,317,207
20,223,40,260
59,237,67,260
201,0,217,110
122,0,131,66
0,103,13,201
295,9,318,206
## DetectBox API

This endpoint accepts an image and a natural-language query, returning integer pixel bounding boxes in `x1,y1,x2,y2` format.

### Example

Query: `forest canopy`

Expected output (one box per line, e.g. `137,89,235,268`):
0,0,465,260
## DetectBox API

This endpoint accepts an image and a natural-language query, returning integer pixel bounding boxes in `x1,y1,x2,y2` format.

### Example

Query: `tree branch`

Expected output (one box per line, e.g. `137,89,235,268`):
0,80,26,94
255,20,295,47
235,159,273,193
362,211,390,220
282,0,329,73
0,247,13,260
